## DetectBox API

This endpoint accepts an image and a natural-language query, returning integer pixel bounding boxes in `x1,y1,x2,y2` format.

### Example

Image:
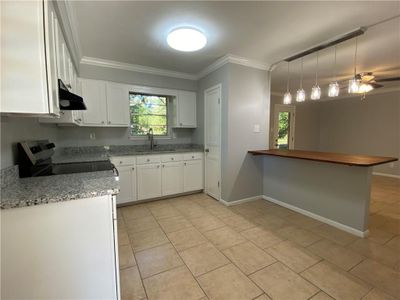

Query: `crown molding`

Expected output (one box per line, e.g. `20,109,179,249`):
196,54,268,79
80,56,198,80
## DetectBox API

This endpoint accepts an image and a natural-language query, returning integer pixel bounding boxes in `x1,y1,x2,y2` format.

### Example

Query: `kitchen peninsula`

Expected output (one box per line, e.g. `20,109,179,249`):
249,149,397,237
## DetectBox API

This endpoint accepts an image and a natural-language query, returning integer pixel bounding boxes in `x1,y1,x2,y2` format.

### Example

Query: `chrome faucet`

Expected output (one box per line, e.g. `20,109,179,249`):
147,128,154,150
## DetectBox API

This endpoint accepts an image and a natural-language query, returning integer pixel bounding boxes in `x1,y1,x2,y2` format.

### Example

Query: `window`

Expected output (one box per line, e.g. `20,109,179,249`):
129,93,168,137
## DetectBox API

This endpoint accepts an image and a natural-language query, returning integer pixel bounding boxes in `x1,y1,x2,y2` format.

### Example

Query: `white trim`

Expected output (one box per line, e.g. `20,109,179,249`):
219,195,263,207
373,172,400,179
204,84,222,201
262,195,369,238
80,56,198,80
80,54,269,81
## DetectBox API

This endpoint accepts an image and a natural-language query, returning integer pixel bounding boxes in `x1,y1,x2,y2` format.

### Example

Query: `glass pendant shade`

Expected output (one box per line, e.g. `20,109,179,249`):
283,92,292,104
348,78,360,93
358,83,374,93
328,81,340,97
296,89,306,102
310,85,321,100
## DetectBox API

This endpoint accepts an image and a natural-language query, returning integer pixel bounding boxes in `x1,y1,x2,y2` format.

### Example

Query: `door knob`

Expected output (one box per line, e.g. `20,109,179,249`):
205,149,209,153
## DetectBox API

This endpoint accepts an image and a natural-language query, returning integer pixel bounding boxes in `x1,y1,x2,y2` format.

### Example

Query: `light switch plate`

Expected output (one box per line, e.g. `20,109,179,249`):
253,124,260,133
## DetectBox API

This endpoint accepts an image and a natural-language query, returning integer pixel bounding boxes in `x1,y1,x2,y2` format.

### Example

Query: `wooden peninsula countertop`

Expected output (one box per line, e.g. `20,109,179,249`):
248,149,398,167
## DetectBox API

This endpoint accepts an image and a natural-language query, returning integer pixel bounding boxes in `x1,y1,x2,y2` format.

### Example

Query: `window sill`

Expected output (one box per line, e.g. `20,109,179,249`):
128,135,172,140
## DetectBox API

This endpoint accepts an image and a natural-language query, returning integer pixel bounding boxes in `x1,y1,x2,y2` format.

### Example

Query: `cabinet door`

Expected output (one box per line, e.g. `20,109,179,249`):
161,162,183,196
177,91,196,127
115,166,136,205
80,79,107,125
44,0,60,116
184,160,203,192
55,21,66,84
1,1,49,114
106,82,130,126
137,164,162,200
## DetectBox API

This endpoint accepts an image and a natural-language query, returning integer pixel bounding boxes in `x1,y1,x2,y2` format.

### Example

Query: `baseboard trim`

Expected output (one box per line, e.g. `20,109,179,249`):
373,172,400,179
262,195,369,238
219,195,263,207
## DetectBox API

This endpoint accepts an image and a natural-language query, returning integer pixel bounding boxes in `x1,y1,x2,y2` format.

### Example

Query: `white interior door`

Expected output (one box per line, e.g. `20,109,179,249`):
273,104,296,149
204,84,221,200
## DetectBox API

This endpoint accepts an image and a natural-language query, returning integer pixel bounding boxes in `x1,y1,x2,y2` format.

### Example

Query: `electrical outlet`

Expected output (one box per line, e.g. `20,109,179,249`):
253,124,260,133
89,133,96,140
104,145,110,151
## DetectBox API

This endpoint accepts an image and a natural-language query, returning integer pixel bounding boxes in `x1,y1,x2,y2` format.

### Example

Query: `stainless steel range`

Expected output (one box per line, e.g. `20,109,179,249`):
18,140,116,178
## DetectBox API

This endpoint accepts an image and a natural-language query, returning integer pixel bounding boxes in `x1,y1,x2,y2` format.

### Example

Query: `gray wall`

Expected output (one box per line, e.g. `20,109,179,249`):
269,91,400,176
56,64,198,147
196,64,269,202
0,117,58,168
318,91,400,176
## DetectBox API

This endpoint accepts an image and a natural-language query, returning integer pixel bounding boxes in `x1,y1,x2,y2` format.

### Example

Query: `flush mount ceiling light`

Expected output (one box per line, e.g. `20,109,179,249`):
167,28,207,52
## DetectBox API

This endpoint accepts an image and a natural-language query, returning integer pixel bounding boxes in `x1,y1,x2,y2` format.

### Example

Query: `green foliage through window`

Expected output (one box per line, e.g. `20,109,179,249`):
129,94,168,136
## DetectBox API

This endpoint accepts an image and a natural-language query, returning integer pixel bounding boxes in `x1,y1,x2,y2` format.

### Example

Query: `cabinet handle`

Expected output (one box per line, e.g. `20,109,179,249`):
180,122,183,126
147,159,150,162
157,165,160,168
162,165,165,168
171,157,174,160
120,161,123,164
184,162,187,166
132,167,134,170
101,121,105,124
192,156,195,159
108,121,111,124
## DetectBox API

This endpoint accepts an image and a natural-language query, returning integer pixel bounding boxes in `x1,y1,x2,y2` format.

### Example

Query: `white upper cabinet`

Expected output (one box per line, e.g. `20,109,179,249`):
173,91,197,128
1,0,59,116
106,82,130,126
80,79,108,125
79,79,130,127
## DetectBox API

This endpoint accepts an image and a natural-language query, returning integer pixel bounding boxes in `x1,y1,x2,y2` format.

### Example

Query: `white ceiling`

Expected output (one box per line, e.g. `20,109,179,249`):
71,1,400,89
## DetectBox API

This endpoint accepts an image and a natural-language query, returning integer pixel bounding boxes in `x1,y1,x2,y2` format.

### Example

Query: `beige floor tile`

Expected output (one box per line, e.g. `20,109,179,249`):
149,205,181,219
190,215,225,233
122,205,152,220
119,244,136,269
192,196,220,207
198,264,263,300
179,242,230,276
219,214,256,232
253,214,289,231
231,205,264,218
285,213,323,229
222,241,276,275
309,291,334,300
143,266,205,300
378,219,400,235
118,228,130,246
167,227,207,251
254,294,272,300
308,239,365,271
203,226,246,250
301,261,370,300
205,204,235,218
157,215,192,233
265,240,321,273
362,289,397,300
348,239,400,269
250,262,319,300
311,224,358,246
386,235,400,252
242,227,285,249
130,227,169,252
368,228,396,244
264,205,295,218
350,259,400,299
125,216,159,234
276,226,322,247
120,266,146,300
135,243,183,278
180,206,210,219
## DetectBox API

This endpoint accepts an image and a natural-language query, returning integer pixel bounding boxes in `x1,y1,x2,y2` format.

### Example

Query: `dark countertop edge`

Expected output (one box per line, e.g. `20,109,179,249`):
248,150,398,167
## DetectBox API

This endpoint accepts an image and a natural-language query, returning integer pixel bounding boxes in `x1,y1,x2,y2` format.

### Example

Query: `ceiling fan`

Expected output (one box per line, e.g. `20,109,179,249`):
341,72,400,93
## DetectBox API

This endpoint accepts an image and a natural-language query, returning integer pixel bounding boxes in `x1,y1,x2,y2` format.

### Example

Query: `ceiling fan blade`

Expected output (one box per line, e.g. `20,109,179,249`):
375,77,400,82
370,83,384,89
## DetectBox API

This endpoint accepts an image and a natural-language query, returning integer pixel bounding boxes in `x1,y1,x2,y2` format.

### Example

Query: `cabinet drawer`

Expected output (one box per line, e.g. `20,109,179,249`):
136,155,161,165
110,156,136,166
161,154,183,163
183,152,203,161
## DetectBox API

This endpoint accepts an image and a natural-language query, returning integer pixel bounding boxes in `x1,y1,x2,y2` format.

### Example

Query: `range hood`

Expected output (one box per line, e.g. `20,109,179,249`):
58,79,87,110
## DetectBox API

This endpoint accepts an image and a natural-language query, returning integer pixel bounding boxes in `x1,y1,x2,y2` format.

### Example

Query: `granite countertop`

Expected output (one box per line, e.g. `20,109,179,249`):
1,169,119,209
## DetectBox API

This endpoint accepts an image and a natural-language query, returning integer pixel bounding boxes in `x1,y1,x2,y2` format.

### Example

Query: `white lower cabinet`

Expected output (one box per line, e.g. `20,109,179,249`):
137,163,162,200
184,160,204,192
162,162,184,196
117,165,137,205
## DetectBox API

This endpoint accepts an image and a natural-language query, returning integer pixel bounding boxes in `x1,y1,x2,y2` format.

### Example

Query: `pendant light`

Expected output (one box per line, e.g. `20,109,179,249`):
283,62,292,104
348,37,360,93
310,52,321,100
296,58,306,102
328,46,340,97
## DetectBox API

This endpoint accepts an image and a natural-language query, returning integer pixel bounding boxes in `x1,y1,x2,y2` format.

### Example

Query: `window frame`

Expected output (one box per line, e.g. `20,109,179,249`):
128,86,177,140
